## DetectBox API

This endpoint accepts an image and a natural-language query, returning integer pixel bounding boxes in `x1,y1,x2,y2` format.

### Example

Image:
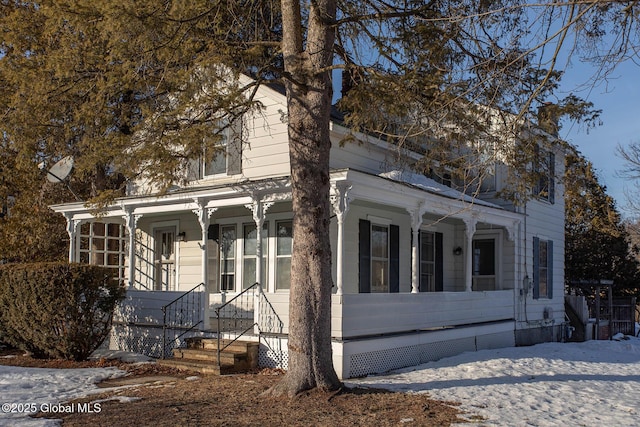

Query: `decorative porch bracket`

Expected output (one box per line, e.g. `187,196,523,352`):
407,202,427,294
463,216,478,292
193,199,218,330
63,213,80,263
244,195,274,287
330,181,353,295
122,208,142,289
245,194,274,335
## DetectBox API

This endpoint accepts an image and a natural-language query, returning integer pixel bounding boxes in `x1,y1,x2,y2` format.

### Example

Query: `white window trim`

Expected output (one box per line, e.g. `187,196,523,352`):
202,140,229,178
76,220,126,283
205,213,294,294
367,214,392,225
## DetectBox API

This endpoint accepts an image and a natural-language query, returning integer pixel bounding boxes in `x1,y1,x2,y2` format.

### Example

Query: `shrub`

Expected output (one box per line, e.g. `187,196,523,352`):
0,262,126,361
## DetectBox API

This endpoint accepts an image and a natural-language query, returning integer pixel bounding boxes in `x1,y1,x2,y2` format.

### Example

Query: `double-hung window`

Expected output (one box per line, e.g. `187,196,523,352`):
276,221,293,290
219,225,236,291
534,148,555,203
359,219,399,293
242,222,268,289
202,119,242,177
371,225,390,293
533,237,553,299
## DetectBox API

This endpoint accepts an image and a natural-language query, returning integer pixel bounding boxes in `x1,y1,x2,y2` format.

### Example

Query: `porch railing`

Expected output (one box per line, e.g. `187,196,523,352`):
214,282,282,368
257,290,284,335
161,283,205,358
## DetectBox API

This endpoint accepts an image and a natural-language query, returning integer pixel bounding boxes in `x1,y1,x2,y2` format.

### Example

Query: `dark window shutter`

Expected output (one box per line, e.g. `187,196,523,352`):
547,240,553,299
435,232,444,292
208,224,220,242
533,236,540,299
390,224,400,293
227,118,242,175
358,219,371,293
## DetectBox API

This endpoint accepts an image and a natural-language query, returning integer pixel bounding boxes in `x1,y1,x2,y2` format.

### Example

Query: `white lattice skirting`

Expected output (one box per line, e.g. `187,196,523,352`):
105,321,515,379
338,322,515,378
253,322,514,379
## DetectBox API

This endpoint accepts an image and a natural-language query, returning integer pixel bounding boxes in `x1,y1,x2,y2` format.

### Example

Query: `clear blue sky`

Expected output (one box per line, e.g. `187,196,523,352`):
559,60,640,219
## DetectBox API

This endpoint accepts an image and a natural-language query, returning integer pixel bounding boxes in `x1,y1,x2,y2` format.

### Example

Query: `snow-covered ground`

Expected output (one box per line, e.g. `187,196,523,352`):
1,340,640,426
349,336,640,426
0,350,149,427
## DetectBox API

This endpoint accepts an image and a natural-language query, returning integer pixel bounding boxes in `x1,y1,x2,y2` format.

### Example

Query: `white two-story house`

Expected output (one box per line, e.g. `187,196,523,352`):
51,76,565,379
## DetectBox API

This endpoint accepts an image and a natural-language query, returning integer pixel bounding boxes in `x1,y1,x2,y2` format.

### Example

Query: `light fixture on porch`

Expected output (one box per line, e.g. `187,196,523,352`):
177,231,186,242
453,246,463,256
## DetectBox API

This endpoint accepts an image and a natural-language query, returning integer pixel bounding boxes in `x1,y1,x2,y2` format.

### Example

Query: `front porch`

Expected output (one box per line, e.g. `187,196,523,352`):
108,285,516,378
53,167,524,378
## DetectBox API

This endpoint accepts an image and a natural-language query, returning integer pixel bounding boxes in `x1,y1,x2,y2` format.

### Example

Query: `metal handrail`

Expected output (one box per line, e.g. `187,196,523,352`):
161,283,205,359
214,282,260,368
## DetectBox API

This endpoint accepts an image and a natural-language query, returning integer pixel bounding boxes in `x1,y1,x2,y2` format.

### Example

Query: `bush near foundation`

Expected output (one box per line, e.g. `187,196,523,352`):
0,262,125,360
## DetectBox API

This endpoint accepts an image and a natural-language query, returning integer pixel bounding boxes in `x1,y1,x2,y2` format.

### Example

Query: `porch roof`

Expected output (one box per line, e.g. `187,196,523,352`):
49,175,292,220
50,168,522,230
330,168,522,231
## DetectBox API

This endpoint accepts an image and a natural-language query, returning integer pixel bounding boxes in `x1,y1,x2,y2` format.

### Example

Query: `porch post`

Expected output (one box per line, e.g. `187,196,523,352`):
193,201,217,330
245,198,274,287
408,204,425,294
63,213,80,263
330,181,352,296
463,217,477,292
123,209,142,288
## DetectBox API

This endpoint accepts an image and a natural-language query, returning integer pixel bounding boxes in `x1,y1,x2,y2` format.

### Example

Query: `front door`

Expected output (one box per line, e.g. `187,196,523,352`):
154,227,176,291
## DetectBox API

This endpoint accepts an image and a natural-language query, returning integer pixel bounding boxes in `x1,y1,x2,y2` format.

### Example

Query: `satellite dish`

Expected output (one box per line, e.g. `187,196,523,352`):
43,156,81,201
46,156,74,183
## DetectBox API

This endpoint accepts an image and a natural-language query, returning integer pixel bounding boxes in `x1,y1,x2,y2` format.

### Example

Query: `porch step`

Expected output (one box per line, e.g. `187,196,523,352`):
157,338,259,375
186,337,258,353
157,358,227,375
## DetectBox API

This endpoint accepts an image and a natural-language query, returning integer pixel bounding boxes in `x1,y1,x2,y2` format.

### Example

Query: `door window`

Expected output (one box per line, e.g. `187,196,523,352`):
154,227,176,291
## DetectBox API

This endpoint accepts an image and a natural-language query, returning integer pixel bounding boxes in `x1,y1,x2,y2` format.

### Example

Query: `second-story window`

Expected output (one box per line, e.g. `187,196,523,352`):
203,119,243,177
534,148,555,203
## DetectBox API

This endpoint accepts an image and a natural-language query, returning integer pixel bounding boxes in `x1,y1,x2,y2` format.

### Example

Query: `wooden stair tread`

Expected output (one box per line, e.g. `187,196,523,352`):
163,338,259,375
157,359,229,375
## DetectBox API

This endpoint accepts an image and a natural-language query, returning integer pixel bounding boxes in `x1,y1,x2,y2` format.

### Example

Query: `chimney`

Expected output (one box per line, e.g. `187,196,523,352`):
537,102,559,136
341,68,361,99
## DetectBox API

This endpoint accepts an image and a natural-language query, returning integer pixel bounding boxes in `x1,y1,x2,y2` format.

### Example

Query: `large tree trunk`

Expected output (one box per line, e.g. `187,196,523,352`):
267,0,341,396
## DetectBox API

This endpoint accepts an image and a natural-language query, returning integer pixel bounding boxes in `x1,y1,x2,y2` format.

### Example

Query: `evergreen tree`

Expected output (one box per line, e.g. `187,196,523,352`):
565,149,640,297
1,1,637,395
